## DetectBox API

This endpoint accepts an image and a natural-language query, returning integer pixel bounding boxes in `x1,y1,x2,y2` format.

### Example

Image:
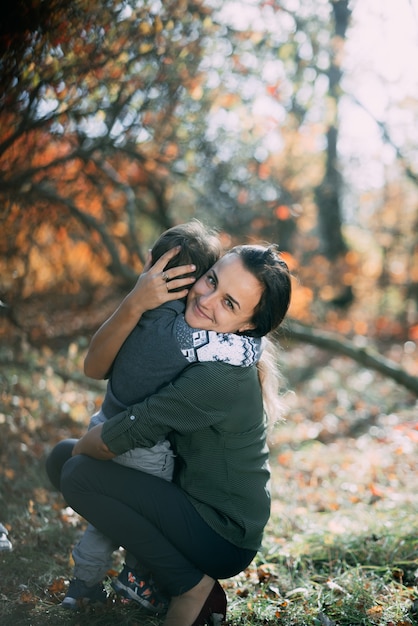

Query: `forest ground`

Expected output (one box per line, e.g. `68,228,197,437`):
0,331,417,626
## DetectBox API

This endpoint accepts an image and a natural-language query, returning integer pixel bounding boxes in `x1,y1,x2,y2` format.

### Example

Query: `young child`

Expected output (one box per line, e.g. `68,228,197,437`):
61,221,262,611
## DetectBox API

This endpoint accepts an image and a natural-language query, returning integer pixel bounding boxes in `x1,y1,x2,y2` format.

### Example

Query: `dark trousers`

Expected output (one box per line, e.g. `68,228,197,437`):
46,440,256,596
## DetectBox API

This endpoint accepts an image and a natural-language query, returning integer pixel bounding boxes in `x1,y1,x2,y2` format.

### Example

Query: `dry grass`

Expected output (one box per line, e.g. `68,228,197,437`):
0,341,417,625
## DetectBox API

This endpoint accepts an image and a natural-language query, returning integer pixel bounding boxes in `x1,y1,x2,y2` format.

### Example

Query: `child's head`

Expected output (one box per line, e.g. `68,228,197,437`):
151,220,221,287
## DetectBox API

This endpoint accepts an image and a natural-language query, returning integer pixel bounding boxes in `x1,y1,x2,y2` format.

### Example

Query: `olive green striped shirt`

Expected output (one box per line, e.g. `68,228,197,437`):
102,362,271,551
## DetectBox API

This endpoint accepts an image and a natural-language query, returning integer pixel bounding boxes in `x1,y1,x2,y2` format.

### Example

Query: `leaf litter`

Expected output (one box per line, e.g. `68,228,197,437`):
0,340,417,625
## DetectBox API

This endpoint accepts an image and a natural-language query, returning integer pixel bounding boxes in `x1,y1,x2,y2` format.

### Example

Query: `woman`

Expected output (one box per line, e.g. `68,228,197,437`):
48,222,261,612
51,244,291,626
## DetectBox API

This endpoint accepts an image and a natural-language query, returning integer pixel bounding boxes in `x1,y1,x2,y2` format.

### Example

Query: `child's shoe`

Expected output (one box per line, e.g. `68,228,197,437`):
111,563,168,613
61,578,107,609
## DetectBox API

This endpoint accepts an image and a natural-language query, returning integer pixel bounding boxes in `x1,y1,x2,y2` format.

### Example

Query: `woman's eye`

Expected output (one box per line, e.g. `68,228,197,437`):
207,275,215,286
225,299,234,310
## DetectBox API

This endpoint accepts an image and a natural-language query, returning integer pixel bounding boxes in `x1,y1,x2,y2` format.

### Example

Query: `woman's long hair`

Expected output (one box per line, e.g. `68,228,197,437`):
225,244,292,428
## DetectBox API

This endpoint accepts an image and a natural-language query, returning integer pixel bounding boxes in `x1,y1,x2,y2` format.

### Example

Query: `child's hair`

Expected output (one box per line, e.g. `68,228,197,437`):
151,220,221,290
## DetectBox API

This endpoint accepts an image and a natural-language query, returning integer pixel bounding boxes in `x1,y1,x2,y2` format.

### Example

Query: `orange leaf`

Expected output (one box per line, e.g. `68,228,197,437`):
409,324,418,340
366,605,383,617
274,205,291,220
48,577,67,594
277,451,292,466
19,589,35,604
258,163,270,180
369,483,384,497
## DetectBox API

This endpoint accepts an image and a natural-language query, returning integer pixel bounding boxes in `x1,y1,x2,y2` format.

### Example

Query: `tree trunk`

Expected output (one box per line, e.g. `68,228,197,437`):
315,0,351,260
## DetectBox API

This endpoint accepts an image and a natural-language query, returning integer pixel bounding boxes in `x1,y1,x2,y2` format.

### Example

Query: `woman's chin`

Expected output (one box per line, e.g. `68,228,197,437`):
185,307,210,332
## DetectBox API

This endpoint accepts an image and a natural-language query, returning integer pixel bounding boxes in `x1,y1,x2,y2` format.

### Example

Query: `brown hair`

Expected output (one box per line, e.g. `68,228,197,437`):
226,244,291,337
151,220,221,291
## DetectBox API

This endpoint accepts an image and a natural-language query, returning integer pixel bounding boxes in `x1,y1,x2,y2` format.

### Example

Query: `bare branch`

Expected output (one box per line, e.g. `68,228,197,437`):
26,182,138,284
352,96,418,186
285,320,418,395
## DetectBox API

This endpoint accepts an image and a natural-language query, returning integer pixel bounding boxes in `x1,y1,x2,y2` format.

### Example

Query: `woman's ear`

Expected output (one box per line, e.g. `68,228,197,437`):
237,322,255,333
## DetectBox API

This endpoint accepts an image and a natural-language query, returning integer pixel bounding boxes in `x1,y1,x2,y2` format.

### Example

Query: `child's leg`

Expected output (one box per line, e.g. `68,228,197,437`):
72,523,118,586
93,405,175,482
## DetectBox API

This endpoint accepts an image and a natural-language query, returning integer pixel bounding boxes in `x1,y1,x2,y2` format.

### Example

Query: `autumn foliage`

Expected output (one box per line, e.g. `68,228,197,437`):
1,0,417,349
0,5,417,625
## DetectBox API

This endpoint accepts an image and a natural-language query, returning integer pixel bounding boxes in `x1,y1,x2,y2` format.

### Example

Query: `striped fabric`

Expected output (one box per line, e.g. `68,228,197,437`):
102,362,271,551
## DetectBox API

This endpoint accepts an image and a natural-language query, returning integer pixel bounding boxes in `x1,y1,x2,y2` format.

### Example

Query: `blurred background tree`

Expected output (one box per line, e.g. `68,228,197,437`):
1,0,417,355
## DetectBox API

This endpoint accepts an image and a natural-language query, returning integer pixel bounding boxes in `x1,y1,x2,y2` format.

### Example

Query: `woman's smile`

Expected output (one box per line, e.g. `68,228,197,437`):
191,300,213,323
185,253,263,334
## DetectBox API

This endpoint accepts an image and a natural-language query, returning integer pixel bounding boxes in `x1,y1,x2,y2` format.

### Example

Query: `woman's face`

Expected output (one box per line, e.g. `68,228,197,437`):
185,253,263,334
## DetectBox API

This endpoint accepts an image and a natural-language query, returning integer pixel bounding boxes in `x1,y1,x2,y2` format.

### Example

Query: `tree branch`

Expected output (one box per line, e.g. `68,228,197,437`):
27,182,138,284
352,96,418,186
284,320,418,395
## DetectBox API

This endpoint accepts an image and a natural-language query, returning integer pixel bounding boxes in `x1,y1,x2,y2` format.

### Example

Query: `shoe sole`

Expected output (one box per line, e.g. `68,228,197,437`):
111,579,164,613
61,594,107,610
60,598,107,611
61,598,79,610
61,598,105,611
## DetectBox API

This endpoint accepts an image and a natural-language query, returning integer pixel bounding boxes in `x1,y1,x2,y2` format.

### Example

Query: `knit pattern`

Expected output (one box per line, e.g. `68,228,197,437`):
175,315,261,366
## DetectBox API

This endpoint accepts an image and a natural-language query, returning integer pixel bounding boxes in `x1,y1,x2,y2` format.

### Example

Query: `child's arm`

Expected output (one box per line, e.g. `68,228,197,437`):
84,248,196,379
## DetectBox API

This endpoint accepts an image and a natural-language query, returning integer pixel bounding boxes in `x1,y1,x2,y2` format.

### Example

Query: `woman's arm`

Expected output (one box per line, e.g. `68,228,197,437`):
101,363,261,455
84,247,196,379
72,362,245,459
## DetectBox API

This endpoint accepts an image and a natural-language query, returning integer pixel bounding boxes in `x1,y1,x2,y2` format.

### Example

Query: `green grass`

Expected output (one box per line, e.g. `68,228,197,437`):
1,340,417,625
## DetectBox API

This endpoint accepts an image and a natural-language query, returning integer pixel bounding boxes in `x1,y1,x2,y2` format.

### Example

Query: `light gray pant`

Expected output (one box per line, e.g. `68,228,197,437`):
73,409,175,585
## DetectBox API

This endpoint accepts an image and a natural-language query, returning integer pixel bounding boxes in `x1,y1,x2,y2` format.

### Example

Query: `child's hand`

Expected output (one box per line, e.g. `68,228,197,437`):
72,424,116,460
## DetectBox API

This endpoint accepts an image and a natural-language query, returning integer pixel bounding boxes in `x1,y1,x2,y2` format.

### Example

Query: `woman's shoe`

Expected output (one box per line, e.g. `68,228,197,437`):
192,580,227,626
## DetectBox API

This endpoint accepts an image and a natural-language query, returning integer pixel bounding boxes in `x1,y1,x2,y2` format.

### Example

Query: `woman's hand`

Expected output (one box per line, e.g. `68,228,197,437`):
125,246,196,313
84,246,196,379
72,424,116,460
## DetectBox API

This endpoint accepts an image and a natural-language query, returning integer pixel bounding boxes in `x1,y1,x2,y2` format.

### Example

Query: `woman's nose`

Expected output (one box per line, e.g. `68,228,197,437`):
199,290,215,307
